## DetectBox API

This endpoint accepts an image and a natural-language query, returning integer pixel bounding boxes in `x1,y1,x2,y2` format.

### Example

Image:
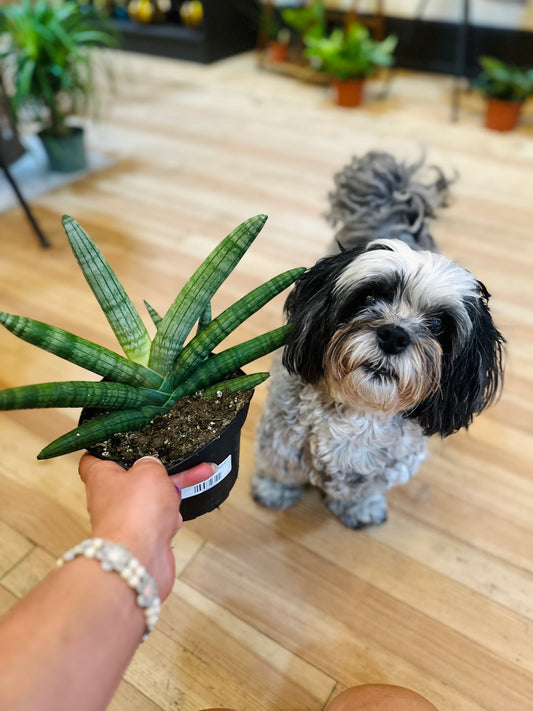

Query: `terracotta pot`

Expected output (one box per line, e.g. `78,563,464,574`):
484,98,523,132
331,78,365,108
267,41,289,63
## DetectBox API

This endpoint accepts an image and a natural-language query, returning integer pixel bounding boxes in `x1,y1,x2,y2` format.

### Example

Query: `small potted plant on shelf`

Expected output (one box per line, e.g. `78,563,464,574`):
0,0,117,172
305,23,397,108
282,0,326,45
0,214,304,520
261,3,292,63
474,55,533,132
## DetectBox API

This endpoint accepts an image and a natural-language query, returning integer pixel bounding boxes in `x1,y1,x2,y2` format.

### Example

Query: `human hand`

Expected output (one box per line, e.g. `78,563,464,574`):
78,454,216,601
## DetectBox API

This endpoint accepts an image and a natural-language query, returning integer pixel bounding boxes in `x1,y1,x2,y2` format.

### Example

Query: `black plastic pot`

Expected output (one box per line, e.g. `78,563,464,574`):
169,397,251,520
39,127,87,173
80,392,252,521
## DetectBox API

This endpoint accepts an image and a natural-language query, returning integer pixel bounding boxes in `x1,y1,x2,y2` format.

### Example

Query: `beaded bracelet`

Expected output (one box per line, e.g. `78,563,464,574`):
57,538,161,642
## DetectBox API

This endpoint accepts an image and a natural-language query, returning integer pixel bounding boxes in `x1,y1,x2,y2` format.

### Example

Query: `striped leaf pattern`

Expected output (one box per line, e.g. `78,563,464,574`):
0,312,163,389
149,214,268,376
63,216,152,365
166,267,305,391
202,373,269,398
168,325,290,404
37,406,166,460
0,381,167,411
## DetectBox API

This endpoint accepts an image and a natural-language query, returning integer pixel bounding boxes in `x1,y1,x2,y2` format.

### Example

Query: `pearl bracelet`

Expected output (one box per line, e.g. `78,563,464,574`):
57,538,161,642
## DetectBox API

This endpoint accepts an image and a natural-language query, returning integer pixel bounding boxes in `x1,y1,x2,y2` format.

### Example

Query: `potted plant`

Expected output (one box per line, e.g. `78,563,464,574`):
261,4,292,63
305,23,397,108
0,0,117,172
475,55,533,132
282,0,326,44
0,214,304,520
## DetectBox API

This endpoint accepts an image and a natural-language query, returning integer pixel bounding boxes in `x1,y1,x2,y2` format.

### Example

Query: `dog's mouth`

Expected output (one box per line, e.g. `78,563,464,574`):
364,364,398,381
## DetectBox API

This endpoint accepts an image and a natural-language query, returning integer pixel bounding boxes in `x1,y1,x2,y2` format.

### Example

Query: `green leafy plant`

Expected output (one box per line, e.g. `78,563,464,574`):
475,55,533,103
305,23,397,80
0,0,118,137
282,0,326,42
260,3,292,44
0,215,305,460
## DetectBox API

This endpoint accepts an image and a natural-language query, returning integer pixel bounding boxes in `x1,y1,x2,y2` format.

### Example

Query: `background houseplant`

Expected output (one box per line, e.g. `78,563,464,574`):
0,214,304,518
0,0,117,172
475,55,533,132
282,0,326,44
305,22,397,107
260,3,293,63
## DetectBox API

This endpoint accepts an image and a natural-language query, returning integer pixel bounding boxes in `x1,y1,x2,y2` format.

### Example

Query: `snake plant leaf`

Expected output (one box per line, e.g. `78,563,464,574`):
169,325,290,404
196,302,212,335
37,405,166,460
166,267,305,391
62,216,152,366
202,372,269,398
144,300,162,328
0,312,163,389
149,214,268,376
0,381,168,411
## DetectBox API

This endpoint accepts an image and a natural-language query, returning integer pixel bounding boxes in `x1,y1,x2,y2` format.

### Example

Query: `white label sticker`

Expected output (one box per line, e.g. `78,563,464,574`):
180,454,233,499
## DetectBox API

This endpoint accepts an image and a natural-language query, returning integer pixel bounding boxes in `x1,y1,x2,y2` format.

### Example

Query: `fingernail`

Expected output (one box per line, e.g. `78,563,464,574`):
174,482,182,498
137,455,163,465
210,463,218,474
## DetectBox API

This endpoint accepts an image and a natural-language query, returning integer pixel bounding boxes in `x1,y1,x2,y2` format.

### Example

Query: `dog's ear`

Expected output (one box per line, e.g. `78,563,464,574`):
409,281,505,437
283,248,364,383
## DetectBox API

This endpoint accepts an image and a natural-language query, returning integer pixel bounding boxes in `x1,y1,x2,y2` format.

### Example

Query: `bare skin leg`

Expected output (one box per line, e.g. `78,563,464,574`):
200,684,438,711
326,684,439,710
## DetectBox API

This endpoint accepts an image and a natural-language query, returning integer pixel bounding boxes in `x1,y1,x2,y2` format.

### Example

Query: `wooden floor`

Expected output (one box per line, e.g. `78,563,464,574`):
1,51,532,710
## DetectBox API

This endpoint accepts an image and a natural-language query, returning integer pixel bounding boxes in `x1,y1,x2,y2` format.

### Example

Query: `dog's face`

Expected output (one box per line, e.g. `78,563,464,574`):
283,239,504,437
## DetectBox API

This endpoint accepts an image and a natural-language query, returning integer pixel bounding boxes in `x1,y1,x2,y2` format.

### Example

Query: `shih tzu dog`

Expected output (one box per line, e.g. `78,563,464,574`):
252,152,505,528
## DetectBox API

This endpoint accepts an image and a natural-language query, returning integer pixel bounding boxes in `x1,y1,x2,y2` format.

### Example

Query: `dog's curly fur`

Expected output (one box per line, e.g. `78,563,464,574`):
252,152,504,529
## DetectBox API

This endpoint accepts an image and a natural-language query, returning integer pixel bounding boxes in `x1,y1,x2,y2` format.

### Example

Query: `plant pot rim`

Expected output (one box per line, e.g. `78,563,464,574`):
39,125,85,139
485,96,524,106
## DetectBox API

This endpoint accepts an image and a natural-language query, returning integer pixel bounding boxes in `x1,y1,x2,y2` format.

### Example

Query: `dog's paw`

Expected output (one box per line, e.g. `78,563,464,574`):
326,493,388,529
252,475,303,511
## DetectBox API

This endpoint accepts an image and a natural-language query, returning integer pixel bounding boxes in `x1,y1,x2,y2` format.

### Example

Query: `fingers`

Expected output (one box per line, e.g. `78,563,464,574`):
170,462,217,490
129,455,168,476
79,453,217,496
78,453,124,484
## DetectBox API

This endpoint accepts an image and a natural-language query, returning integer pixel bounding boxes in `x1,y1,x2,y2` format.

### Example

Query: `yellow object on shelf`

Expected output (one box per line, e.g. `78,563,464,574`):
128,0,155,24
180,1,203,28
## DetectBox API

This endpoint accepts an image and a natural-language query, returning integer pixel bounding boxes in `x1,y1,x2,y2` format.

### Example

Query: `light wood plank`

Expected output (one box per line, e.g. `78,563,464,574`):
2,546,56,599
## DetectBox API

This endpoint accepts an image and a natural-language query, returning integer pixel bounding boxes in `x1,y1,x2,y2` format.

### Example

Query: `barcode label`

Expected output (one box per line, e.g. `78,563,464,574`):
180,454,232,499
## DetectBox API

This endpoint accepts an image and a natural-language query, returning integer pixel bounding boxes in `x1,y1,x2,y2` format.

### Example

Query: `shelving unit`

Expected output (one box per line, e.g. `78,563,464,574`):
113,0,258,63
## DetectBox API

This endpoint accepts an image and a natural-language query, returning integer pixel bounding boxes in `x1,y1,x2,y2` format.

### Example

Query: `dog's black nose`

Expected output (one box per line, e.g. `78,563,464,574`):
377,325,411,355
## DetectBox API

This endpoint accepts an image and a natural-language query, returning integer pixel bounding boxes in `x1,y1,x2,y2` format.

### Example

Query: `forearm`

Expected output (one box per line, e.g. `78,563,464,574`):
0,555,146,711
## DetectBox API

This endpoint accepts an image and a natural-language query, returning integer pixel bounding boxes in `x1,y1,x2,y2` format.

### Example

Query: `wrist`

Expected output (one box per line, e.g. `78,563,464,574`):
58,539,161,642
90,527,158,574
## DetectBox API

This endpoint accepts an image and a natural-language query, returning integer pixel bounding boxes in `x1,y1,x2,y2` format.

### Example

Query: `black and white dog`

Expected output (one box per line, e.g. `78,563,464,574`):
252,152,504,528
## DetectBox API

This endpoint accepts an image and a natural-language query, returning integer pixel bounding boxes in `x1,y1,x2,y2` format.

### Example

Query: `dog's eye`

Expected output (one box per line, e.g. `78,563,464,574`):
428,317,444,336
364,294,377,306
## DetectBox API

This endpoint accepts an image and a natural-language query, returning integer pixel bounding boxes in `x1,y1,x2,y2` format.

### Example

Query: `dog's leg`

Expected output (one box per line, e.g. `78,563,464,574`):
325,493,388,529
252,359,309,511
252,475,304,511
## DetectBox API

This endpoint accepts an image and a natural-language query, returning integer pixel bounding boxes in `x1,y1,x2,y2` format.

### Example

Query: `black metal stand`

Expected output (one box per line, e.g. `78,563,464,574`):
0,152,51,248
412,0,470,122
451,0,470,122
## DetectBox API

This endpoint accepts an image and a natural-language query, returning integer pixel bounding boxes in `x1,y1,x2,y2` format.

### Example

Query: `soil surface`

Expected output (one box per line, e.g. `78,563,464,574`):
86,388,253,469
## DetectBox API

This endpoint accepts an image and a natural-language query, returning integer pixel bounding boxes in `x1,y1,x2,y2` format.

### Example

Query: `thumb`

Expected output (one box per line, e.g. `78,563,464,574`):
169,462,217,491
